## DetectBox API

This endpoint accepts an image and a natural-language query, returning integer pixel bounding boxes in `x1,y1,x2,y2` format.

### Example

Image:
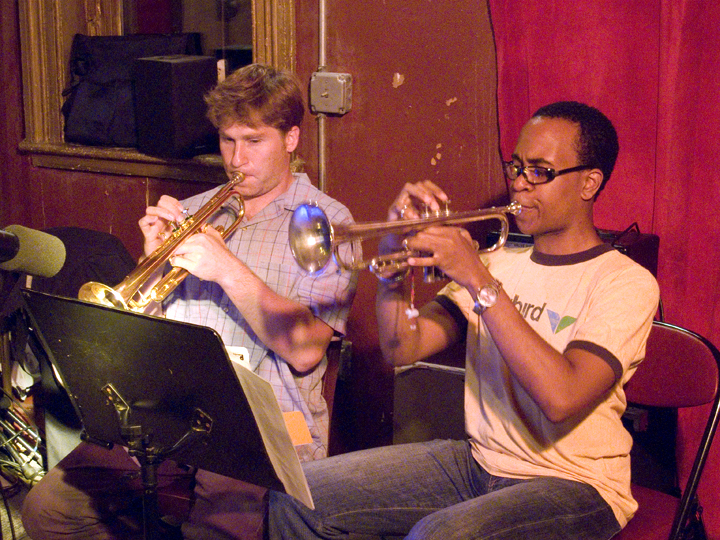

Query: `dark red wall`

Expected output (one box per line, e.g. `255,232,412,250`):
294,0,504,450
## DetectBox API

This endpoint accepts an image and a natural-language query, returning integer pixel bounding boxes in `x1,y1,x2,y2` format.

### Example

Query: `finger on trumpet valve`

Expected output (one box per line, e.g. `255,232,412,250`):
420,200,451,218
168,208,190,231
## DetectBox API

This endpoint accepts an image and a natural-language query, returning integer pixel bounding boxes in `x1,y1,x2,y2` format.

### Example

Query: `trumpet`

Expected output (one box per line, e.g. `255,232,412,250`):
78,172,245,311
289,200,522,277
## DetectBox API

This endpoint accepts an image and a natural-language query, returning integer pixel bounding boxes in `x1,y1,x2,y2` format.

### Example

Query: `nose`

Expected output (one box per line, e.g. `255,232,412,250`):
230,142,248,168
508,171,533,193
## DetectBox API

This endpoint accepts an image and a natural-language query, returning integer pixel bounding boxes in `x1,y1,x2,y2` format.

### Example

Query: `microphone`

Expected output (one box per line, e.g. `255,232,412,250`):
0,225,66,278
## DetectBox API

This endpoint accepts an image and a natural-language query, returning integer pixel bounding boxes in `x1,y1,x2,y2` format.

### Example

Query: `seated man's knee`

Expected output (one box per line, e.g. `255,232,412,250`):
21,465,117,539
22,469,67,538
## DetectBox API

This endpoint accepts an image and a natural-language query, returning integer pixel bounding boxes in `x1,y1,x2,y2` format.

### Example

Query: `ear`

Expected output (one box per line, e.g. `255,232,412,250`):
284,126,300,153
581,169,603,201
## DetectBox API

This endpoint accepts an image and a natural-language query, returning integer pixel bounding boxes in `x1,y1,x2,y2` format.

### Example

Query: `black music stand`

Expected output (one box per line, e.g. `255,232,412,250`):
21,289,311,540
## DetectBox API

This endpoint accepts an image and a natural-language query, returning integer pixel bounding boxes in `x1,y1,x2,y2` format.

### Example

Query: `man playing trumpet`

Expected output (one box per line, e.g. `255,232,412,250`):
267,101,659,539
22,64,358,540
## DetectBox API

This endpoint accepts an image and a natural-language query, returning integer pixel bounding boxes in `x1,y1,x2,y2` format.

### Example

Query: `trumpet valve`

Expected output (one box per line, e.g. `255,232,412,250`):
420,200,451,218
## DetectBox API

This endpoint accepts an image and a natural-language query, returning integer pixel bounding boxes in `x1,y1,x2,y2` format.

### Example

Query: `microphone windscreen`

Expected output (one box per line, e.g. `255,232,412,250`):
0,225,67,278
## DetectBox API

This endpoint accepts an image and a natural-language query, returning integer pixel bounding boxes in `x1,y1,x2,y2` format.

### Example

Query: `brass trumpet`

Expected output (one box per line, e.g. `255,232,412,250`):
289,200,522,276
78,173,245,311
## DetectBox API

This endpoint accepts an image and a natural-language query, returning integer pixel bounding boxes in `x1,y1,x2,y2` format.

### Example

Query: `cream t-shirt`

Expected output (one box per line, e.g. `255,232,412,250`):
439,244,659,527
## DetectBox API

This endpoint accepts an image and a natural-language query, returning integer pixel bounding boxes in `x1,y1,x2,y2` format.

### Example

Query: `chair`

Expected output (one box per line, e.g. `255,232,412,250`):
616,321,720,540
389,322,720,539
323,338,351,427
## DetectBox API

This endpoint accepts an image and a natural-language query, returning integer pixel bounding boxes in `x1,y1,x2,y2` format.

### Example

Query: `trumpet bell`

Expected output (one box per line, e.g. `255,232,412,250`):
289,203,333,273
78,281,129,310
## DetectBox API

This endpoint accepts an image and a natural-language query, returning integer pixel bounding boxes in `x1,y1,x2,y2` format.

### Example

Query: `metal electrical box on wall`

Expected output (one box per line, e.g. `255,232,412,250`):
309,72,353,115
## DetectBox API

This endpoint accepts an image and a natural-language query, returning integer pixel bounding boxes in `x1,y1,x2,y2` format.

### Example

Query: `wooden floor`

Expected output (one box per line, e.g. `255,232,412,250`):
0,480,30,540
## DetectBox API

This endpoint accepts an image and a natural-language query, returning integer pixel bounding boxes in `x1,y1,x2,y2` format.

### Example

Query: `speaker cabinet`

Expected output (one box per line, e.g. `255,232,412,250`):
134,55,218,158
597,225,660,277
393,362,466,444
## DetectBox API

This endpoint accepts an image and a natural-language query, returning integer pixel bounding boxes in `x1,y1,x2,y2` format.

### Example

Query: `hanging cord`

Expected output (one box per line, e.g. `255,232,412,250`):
404,269,419,330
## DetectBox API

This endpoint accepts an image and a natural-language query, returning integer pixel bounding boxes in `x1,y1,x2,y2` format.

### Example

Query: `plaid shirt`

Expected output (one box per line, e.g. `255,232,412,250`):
164,173,357,461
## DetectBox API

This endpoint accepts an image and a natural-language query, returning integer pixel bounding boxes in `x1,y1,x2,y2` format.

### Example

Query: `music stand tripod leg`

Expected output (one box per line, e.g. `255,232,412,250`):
103,384,208,540
101,384,169,540
131,443,167,540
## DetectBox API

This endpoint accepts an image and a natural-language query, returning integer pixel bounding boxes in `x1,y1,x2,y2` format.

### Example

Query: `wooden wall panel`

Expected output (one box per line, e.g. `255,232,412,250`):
295,0,503,451
23,168,213,259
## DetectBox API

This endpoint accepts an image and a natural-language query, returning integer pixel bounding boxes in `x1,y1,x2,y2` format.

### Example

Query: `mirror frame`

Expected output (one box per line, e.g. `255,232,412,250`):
17,0,295,182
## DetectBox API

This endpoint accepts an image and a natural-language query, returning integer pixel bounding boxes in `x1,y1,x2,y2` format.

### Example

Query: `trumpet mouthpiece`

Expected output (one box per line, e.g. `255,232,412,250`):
508,200,522,214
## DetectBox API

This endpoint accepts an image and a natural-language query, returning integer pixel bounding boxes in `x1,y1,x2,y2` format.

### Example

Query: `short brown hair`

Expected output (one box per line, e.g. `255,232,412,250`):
205,64,304,133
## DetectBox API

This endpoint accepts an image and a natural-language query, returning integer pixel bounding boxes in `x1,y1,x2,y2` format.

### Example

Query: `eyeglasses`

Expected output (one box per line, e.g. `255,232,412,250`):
502,161,592,185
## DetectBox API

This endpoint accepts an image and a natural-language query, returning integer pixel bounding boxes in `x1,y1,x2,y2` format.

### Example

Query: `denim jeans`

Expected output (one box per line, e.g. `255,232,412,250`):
268,439,621,540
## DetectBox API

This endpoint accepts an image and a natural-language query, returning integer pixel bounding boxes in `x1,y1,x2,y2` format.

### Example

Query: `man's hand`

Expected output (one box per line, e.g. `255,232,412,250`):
380,181,490,290
377,180,450,263
138,195,186,258
168,226,237,284
387,180,449,221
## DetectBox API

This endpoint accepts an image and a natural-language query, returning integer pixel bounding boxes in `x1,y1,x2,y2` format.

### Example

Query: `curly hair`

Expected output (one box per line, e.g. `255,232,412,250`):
205,64,304,134
532,101,619,198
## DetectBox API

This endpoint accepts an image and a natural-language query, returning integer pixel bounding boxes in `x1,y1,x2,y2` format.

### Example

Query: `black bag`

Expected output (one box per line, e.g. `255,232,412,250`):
62,33,202,147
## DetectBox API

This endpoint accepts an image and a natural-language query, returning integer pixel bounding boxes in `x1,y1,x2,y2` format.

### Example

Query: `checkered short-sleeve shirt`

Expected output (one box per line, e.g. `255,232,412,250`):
164,173,358,461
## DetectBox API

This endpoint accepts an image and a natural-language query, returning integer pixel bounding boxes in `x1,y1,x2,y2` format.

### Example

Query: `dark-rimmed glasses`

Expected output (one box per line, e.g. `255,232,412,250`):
502,161,592,185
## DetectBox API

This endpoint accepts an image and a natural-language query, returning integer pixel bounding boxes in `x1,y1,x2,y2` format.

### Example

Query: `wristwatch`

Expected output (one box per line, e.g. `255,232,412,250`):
473,278,502,315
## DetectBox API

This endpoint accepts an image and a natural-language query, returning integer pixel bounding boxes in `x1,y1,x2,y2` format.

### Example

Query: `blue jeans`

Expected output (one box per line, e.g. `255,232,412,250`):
268,439,621,540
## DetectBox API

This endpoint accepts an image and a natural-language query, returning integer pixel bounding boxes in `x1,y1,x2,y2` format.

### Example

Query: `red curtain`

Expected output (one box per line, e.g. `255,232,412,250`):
488,0,720,535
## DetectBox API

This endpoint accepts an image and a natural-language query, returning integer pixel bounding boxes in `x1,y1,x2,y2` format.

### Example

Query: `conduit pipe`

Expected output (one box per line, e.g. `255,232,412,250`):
317,0,327,192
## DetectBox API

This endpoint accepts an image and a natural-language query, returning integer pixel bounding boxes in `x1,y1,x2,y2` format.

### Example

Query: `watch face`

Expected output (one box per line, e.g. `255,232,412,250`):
479,285,498,307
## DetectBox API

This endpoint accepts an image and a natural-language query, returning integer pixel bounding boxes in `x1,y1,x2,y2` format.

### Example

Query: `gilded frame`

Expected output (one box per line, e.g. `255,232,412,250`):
17,0,295,181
